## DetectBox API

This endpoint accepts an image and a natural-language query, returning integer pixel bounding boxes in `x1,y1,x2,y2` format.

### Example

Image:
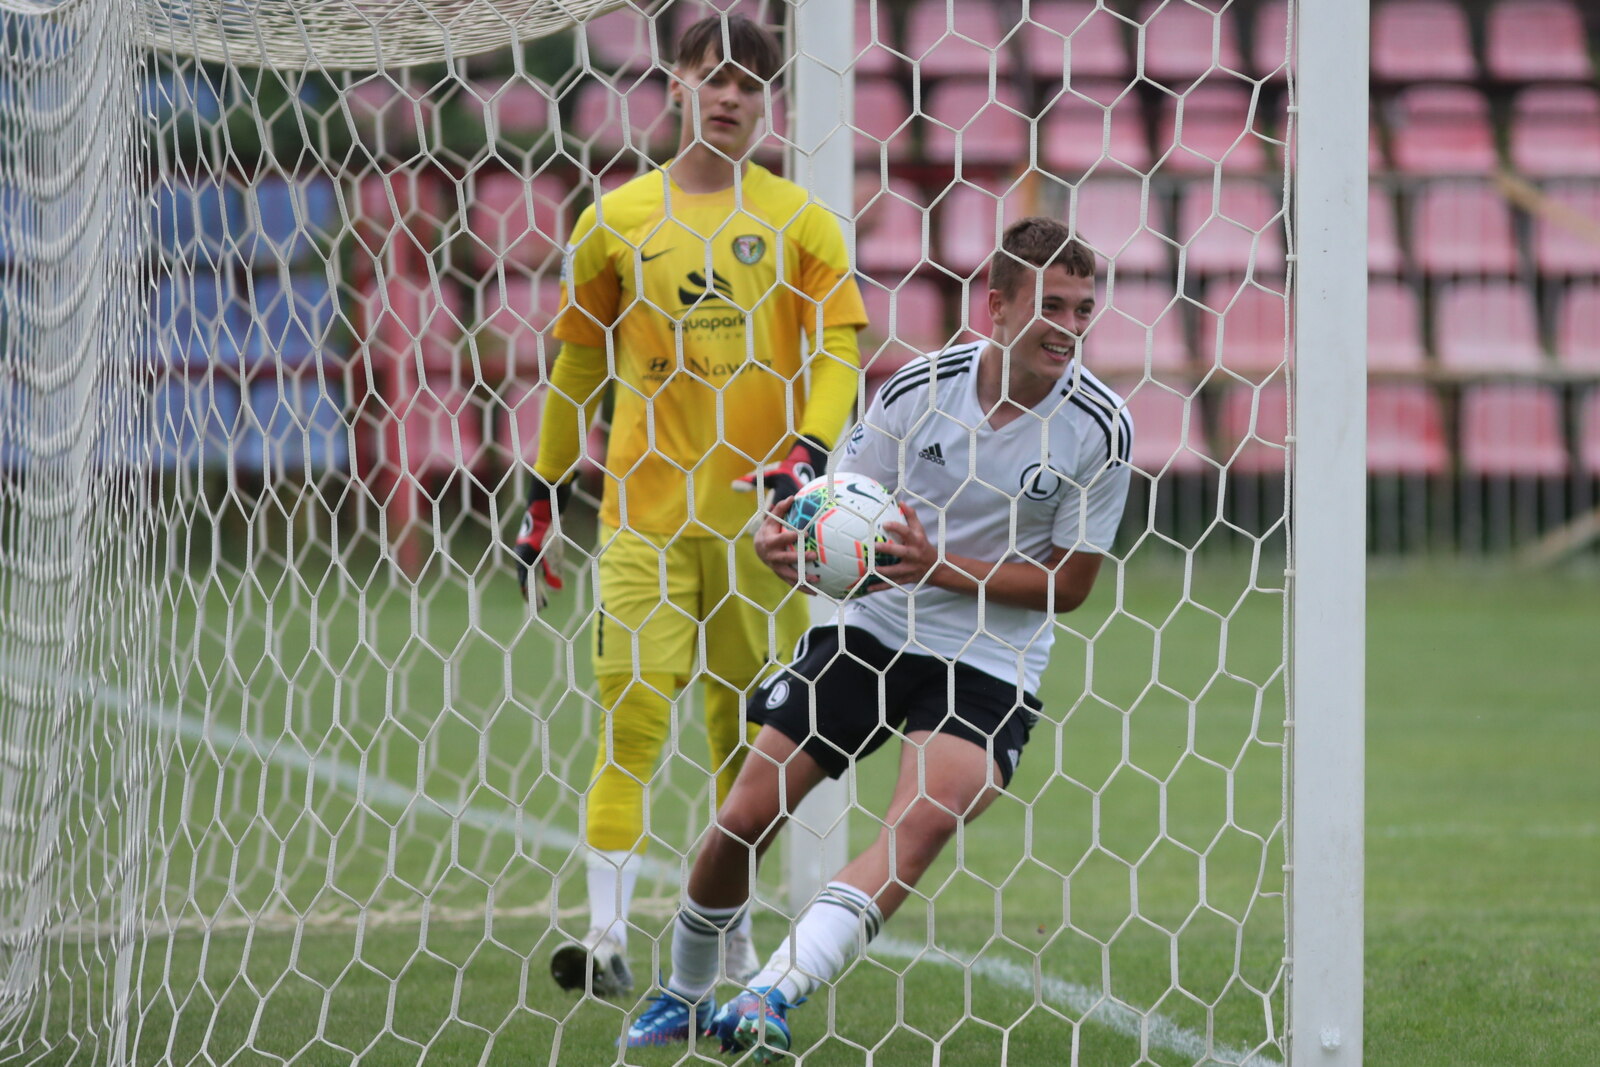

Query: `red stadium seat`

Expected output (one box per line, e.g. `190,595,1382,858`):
1532,181,1600,276
1509,88,1600,177
1458,385,1569,477
905,0,1011,79
939,182,1026,274
1039,81,1151,180
1411,182,1519,275
853,77,915,163
1023,0,1132,81
462,79,556,139
476,275,563,382
1371,0,1477,82
921,80,1030,166
1387,86,1498,174
1555,283,1600,370
569,76,675,159
1434,281,1545,372
1578,390,1600,473
1218,382,1288,474
580,6,662,72
1087,280,1190,379
1485,0,1593,82
395,378,489,479
466,171,566,271
1367,280,1427,372
1154,80,1273,174
1368,385,1450,474
859,278,948,399
1196,280,1290,382
1369,186,1404,274
1121,383,1210,474
1137,0,1246,88
357,275,467,379
1175,178,1287,277
853,3,902,77
856,180,930,278
1071,178,1173,276
1251,0,1290,81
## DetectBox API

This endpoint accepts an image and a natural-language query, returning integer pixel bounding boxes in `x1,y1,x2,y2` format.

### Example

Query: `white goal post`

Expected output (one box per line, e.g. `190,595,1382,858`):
0,0,1365,1063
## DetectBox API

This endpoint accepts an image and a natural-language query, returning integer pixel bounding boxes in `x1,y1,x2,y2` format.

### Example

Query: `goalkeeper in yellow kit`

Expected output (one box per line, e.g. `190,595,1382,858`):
513,13,867,997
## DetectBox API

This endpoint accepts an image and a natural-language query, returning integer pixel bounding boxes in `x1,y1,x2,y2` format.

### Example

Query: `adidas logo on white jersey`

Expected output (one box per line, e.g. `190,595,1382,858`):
918,442,946,466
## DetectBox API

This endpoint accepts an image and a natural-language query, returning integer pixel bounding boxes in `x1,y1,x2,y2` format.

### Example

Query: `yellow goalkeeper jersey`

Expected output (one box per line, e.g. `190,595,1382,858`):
552,164,867,539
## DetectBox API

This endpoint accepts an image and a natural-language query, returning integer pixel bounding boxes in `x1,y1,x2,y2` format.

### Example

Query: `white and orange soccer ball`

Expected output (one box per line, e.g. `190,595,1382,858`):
783,473,900,599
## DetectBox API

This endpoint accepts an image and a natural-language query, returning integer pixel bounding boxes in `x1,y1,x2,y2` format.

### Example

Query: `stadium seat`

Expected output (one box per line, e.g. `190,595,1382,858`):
151,271,247,371
1153,80,1273,175
1509,88,1600,177
475,274,564,382
392,377,489,480
1251,0,1290,81
1578,390,1600,473
1458,385,1569,476
464,79,557,140
568,76,675,161
579,5,662,72
1434,281,1545,372
466,171,566,271
1218,382,1288,474
1023,0,1132,81
153,372,241,470
239,175,337,268
852,3,902,77
853,77,915,164
359,275,467,379
1039,81,1151,180
1369,186,1404,274
856,180,930,279
1175,178,1286,277
939,182,1026,274
1120,383,1210,474
1071,178,1173,276
344,77,437,151
235,377,350,477
1367,280,1427,371
1086,279,1190,379
152,181,241,264
921,80,1030,167
142,70,224,125
1386,85,1499,174
1485,0,1592,82
904,0,1011,79
244,272,340,370
859,277,947,400
1531,181,1600,276
1370,0,1477,82
1136,0,1246,88
1410,181,1520,275
353,170,443,248
1368,384,1450,475
1196,279,1290,382
1555,282,1600,370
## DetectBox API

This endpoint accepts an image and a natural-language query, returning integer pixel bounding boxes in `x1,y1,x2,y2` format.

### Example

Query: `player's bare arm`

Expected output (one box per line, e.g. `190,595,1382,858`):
875,501,1103,612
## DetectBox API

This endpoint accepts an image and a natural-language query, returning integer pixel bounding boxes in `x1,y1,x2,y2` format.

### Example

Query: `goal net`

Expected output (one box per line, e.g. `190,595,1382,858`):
0,0,1354,1063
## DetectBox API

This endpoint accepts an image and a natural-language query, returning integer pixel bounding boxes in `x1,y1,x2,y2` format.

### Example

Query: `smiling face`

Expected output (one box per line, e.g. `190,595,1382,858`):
987,264,1097,393
670,53,766,159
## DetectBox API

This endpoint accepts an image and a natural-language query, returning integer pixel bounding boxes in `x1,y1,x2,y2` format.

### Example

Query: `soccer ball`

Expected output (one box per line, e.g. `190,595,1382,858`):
783,473,900,599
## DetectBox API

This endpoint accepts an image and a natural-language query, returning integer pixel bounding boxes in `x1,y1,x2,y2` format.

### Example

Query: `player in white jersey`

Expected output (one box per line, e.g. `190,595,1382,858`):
622,218,1131,1058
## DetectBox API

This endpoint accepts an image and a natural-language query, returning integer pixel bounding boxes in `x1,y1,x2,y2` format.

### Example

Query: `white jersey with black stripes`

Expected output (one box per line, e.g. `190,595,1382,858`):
836,341,1133,693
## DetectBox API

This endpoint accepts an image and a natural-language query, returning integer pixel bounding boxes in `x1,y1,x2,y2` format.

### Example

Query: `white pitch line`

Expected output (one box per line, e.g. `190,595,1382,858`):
86,675,1279,1065
871,937,1281,1067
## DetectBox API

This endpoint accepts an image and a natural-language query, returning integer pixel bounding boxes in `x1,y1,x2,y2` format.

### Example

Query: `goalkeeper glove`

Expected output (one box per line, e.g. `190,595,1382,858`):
514,478,573,609
732,435,828,508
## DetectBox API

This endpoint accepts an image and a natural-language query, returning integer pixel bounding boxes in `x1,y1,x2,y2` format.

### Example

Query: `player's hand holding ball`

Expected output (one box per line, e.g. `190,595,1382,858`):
732,435,829,509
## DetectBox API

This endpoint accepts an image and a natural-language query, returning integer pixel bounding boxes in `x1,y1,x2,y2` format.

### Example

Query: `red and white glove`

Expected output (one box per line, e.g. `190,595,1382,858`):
513,479,572,609
732,436,828,509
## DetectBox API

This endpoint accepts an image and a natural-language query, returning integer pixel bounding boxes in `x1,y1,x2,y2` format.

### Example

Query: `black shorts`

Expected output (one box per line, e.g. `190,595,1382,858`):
748,625,1042,787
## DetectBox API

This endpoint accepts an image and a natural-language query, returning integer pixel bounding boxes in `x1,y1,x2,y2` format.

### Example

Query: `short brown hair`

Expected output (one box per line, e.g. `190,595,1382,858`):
987,217,1097,298
672,13,783,83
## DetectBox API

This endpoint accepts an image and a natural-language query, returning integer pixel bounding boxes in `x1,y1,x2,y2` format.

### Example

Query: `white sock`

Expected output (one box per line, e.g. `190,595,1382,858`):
585,848,641,949
751,881,883,1003
666,896,746,1002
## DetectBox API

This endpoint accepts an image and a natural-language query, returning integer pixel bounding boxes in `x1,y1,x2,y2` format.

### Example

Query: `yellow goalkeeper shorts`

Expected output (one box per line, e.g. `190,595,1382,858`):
591,522,809,688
